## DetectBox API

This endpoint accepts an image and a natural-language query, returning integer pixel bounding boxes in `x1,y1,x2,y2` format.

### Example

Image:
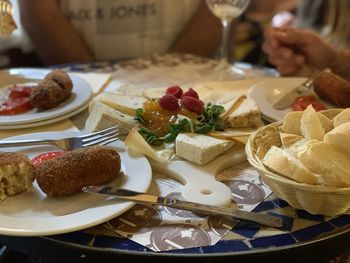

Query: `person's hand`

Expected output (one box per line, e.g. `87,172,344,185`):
262,27,337,76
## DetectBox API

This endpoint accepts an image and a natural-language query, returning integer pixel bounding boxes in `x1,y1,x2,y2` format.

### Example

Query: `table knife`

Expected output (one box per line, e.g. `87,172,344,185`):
273,78,313,110
82,186,283,228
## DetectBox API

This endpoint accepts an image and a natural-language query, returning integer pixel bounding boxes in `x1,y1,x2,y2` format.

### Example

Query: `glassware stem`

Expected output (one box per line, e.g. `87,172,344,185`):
219,18,233,65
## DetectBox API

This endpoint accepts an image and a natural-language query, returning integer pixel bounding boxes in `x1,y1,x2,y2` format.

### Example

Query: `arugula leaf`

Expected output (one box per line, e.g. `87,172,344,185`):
196,103,225,132
165,119,192,142
135,108,146,124
138,127,163,146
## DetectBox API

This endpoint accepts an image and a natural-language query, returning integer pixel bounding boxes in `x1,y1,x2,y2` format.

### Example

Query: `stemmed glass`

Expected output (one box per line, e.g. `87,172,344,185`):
205,0,251,80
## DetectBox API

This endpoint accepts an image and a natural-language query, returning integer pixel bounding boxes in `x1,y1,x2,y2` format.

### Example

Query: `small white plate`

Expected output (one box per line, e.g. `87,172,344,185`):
248,77,308,121
0,99,91,129
0,68,93,126
0,131,152,236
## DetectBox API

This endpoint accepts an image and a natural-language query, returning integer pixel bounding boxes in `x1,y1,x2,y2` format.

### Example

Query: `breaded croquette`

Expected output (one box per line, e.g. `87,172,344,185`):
36,146,121,197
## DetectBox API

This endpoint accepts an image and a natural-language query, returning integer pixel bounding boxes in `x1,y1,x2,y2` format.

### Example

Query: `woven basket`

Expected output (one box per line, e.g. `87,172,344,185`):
246,109,350,216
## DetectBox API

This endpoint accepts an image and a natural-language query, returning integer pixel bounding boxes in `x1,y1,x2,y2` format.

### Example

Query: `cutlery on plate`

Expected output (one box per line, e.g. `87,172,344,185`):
0,126,121,150
82,186,283,228
273,78,313,110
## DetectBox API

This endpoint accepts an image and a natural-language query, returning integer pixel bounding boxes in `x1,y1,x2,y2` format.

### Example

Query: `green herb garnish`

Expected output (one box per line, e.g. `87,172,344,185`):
135,108,146,124
136,103,226,146
138,127,163,146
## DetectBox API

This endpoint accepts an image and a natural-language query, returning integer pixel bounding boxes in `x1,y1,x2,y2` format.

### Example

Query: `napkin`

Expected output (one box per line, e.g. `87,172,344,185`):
0,119,78,140
71,72,112,95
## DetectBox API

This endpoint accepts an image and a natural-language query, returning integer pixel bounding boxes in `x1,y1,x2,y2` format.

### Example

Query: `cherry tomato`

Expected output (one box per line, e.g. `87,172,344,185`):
0,97,33,115
8,86,32,100
292,96,326,112
32,151,66,168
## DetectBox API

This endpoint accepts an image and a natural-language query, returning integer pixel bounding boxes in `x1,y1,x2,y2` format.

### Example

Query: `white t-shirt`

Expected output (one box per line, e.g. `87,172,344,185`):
59,0,201,60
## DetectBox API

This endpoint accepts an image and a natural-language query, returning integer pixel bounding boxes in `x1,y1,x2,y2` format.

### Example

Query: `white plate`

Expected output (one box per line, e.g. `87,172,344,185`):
0,99,91,129
0,131,152,236
0,68,93,126
248,77,308,121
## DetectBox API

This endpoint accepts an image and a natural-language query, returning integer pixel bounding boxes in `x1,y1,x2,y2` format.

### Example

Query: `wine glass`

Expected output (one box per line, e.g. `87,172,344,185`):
205,0,250,80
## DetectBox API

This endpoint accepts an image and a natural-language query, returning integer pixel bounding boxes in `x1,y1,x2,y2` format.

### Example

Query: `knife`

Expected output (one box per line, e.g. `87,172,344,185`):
273,78,313,110
82,186,283,228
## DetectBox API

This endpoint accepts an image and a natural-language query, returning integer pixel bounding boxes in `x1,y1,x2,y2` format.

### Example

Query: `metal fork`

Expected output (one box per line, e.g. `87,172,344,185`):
0,126,121,151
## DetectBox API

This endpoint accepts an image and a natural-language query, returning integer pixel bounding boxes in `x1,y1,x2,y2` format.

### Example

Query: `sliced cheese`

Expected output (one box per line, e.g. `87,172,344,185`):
85,101,134,133
262,146,318,185
94,93,147,116
175,133,234,165
124,127,174,163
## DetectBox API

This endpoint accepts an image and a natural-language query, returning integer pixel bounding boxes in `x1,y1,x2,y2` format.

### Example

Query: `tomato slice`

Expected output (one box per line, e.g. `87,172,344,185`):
32,151,66,168
292,96,326,112
0,97,33,115
9,86,32,100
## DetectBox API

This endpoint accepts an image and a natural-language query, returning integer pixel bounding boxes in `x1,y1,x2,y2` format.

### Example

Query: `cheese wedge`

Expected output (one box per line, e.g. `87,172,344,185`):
94,93,147,116
175,133,233,165
125,127,174,163
85,101,134,133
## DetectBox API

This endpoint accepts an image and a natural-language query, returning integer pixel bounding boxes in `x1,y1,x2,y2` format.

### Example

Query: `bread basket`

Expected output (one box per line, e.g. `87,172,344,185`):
246,109,350,216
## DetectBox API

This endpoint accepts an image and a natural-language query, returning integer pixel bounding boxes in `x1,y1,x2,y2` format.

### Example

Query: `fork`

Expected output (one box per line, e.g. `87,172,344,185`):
0,126,121,151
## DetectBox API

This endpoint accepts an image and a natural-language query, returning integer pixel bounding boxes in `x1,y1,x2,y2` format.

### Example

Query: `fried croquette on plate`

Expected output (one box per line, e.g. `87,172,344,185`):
314,70,350,108
0,152,36,202
45,70,73,99
29,79,66,110
29,70,73,110
36,146,121,197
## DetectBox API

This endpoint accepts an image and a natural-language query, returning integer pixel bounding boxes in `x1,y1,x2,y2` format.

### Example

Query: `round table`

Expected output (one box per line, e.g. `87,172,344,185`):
0,54,349,263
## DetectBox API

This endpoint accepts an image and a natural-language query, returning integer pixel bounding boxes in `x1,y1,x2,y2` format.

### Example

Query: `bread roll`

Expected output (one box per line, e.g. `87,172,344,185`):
333,108,350,127
324,122,350,155
298,141,350,187
0,153,35,202
280,133,304,149
282,111,302,135
262,146,318,185
282,110,332,136
300,105,325,141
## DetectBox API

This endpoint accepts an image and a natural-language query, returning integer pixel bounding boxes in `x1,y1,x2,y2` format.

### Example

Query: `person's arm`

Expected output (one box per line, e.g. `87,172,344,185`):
18,0,93,66
170,2,221,57
263,27,350,81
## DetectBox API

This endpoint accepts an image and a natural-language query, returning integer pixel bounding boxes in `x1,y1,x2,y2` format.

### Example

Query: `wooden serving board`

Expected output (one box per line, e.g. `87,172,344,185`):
149,144,247,207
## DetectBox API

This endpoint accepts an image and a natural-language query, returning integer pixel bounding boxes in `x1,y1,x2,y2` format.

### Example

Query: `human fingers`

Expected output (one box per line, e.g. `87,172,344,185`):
263,27,280,49
273,27,319,47
277,65,300,76
268,51,305,66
